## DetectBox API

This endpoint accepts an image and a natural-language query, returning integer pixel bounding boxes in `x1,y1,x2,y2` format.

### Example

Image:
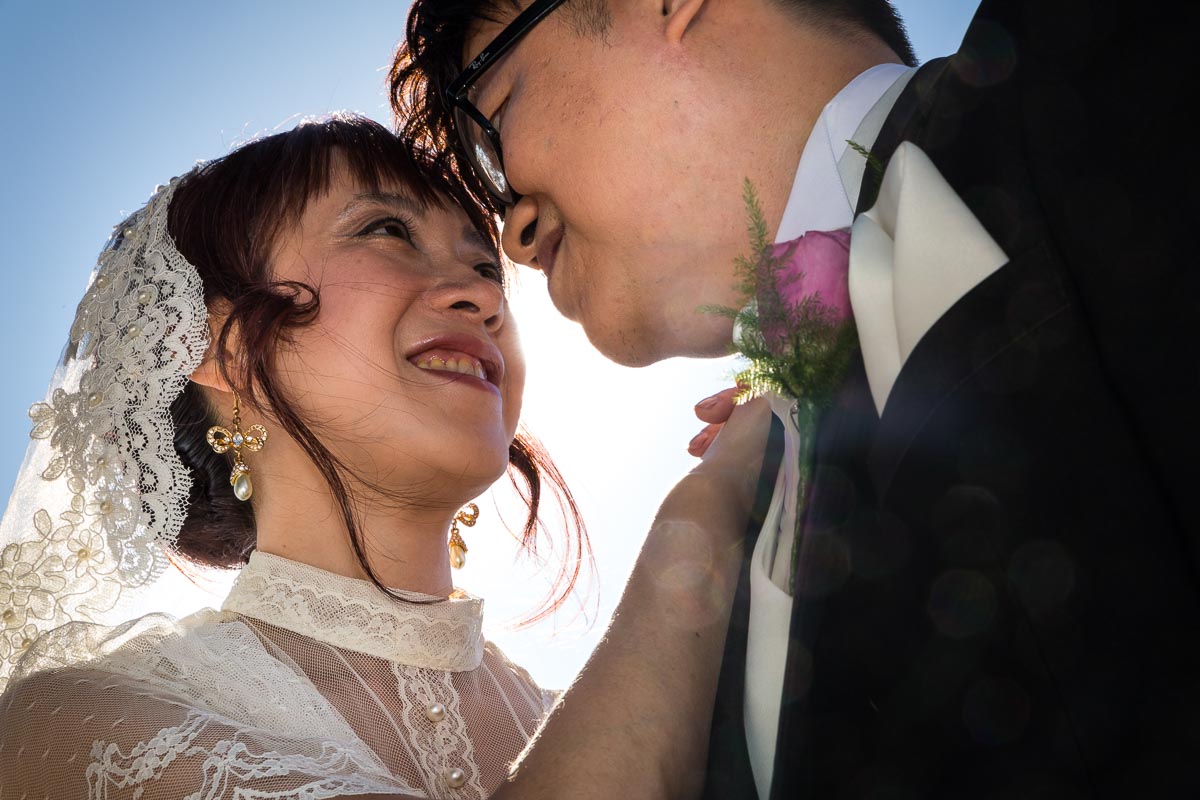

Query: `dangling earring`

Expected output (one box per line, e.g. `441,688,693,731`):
448,503,479,569
205,392,268,501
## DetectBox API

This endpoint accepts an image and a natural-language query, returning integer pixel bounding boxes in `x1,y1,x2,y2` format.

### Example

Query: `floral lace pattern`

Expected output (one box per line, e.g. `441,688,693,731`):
0,179,209,692
222,552,485,672
85,710,415,800
1,557,550,799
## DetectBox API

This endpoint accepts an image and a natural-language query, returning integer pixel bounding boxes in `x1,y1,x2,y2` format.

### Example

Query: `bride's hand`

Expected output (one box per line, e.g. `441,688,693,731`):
687,386,741,456
680,395,771,526
696,393,770,464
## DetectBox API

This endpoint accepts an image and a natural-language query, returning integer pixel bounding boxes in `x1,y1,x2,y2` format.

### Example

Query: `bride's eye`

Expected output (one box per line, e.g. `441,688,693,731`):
358,216,414,241
475,262,504,285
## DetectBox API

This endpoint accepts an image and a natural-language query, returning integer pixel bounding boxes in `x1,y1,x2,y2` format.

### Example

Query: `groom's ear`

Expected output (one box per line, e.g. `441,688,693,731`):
661,0,707,44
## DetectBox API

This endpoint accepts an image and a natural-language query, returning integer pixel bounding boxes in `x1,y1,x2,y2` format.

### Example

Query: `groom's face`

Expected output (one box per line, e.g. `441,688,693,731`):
460,2,752,366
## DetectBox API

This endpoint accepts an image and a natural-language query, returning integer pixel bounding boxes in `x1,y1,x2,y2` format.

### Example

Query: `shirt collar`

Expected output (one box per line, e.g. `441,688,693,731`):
774,63,915,244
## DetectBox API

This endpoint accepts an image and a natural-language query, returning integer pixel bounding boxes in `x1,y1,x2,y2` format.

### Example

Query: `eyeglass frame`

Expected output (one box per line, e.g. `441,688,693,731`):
444,0,569,207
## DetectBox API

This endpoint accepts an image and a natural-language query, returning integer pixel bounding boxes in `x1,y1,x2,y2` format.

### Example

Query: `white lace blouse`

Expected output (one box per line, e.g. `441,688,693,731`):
0,551,552,799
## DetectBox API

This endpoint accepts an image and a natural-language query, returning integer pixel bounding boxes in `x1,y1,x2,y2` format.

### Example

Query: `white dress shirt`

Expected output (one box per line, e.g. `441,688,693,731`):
743,62,914,800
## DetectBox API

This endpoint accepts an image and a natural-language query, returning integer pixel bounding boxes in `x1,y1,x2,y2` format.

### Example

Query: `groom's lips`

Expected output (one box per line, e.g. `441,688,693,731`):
536,225,563,280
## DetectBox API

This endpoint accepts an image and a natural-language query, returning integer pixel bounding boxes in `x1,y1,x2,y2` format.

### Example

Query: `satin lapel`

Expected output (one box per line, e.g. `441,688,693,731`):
854,59,948,218
868,242,1069,500
848,55,1070,500
854,142,1010,415
702,415,785,800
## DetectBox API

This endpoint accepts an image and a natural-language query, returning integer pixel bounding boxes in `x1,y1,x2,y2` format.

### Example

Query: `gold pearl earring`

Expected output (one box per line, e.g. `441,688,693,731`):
205,392,268,501
448,503,479,569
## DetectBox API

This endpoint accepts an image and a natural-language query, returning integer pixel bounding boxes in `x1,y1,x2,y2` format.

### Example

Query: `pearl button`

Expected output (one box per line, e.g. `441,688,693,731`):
426,703,446,723
136,289,152,305
87,392,104,407
443,767,467,789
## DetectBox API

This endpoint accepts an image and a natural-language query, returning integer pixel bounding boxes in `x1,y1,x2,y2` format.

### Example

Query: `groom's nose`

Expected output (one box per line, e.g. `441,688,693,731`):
501,194,541,269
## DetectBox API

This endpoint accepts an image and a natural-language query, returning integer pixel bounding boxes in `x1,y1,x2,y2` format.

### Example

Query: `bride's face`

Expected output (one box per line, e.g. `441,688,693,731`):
266,161,524,501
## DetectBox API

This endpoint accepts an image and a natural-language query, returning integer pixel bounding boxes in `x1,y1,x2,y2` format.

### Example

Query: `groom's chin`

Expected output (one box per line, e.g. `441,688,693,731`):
585,316,737,368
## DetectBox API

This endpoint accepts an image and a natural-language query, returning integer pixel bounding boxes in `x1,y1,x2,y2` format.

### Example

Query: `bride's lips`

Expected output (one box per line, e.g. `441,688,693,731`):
406,334,504,395
536,225,563,280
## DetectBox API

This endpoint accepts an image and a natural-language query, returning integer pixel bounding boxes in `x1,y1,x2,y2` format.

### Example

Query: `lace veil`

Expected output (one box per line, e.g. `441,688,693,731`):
0,177,208,690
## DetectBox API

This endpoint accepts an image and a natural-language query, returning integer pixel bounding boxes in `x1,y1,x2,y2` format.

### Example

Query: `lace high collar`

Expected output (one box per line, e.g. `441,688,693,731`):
222,551,485,671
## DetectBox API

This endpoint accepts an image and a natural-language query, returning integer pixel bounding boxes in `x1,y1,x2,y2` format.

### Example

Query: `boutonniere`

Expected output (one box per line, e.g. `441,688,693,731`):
708,180,861,589
713,180,859,408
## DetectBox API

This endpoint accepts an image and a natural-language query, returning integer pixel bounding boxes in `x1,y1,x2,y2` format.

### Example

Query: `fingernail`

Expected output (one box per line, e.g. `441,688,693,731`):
688,430,710,451
695,395,720,411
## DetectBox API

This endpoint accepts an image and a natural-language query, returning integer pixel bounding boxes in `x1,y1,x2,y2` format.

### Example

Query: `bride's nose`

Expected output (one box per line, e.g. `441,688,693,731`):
426,273,505,332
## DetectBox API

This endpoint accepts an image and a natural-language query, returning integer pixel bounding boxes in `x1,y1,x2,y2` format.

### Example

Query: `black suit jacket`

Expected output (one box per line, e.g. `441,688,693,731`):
705,1,1200,797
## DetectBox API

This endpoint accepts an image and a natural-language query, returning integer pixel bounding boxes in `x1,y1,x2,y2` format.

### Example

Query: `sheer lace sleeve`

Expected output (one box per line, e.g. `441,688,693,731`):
0,610,426,800
0,665,423,800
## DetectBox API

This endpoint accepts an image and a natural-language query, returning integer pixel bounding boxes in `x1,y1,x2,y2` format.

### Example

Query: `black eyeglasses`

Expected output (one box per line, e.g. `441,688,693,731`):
445,0,568,208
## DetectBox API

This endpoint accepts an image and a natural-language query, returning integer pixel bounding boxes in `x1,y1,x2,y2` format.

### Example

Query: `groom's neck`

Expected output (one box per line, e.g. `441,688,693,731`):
734,11,906,244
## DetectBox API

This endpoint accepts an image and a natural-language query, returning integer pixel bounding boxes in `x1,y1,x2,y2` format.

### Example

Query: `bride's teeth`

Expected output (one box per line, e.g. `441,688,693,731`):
415,354,487,382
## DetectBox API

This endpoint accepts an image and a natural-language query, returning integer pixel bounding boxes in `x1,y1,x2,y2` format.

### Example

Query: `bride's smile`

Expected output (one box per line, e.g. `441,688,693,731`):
260,158,526,500
408,338,503,388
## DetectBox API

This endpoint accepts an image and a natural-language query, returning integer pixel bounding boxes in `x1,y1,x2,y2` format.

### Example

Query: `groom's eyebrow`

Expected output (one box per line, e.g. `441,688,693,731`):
339,191,426,220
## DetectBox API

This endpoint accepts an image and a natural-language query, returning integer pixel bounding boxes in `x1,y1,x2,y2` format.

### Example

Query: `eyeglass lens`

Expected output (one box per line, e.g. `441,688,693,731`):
454,106,511,203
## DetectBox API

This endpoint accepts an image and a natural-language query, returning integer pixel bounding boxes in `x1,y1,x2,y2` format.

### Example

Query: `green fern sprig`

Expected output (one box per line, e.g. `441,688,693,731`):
846,139,885,184
731,179,773,301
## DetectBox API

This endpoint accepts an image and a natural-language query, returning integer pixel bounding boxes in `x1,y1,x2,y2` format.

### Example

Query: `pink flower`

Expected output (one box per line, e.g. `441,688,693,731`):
758,228,852,352
772,228,853,321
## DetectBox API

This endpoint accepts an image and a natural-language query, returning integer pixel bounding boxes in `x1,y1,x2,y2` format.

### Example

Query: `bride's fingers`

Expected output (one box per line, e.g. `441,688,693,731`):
693,386,740,424
701,397,771,467
700,398,768,453
694,398,772,511
687,422,724,457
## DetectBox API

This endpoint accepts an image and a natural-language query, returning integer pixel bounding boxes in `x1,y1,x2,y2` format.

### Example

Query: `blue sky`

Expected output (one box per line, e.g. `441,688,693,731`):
0,0,977,688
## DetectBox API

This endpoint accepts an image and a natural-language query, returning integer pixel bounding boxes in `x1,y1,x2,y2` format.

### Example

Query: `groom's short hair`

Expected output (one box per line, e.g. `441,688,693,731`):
389,0,915,214
778,1,916,66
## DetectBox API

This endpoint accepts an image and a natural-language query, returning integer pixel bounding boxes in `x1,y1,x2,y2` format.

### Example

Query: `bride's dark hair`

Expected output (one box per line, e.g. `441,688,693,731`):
167,113,588,623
